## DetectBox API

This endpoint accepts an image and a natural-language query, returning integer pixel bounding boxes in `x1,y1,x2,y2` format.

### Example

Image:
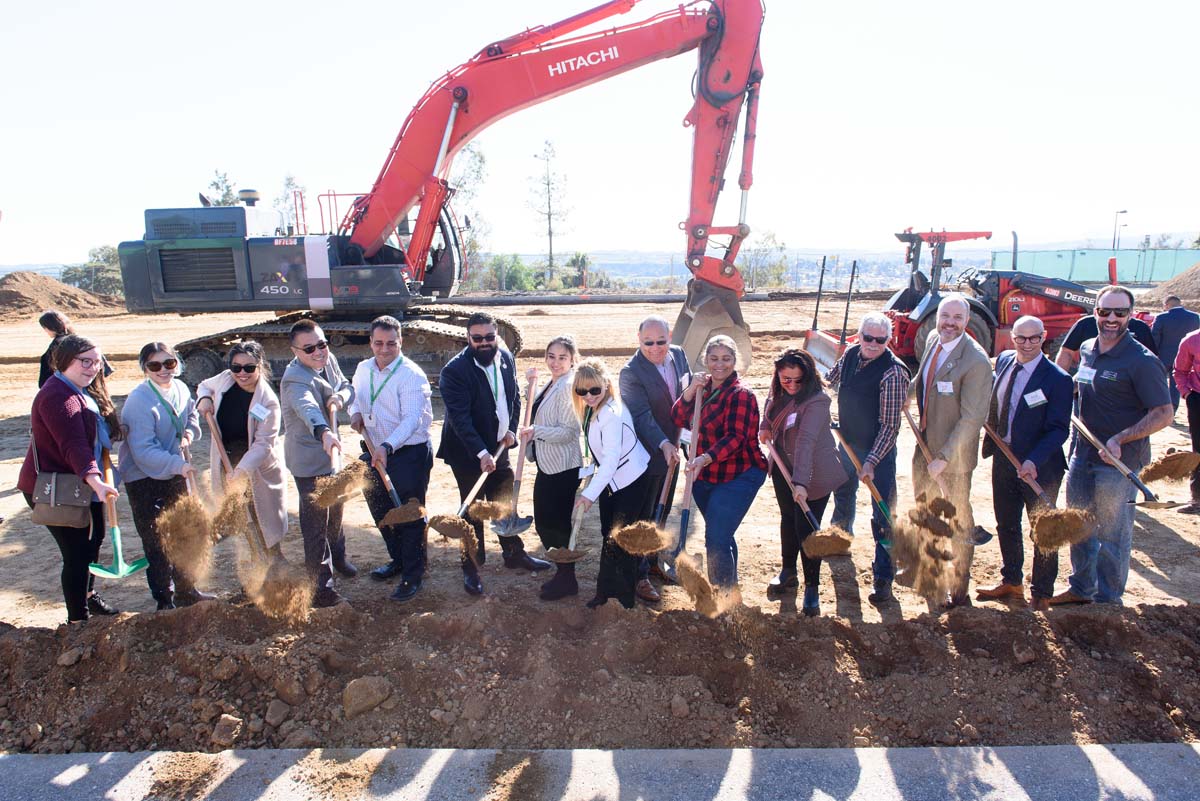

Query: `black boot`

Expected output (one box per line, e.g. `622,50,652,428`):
766,569,799,597
868,579,895,605
502,537,551,572
539,562,578,601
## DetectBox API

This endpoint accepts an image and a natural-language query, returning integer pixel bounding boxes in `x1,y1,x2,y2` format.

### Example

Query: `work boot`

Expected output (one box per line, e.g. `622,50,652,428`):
766,569,799,598
867,580,895,605
802,585,820,617
539,563,578,601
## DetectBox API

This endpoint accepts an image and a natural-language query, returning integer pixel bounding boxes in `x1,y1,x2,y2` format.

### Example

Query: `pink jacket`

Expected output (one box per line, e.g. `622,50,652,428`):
1174,329,1200,397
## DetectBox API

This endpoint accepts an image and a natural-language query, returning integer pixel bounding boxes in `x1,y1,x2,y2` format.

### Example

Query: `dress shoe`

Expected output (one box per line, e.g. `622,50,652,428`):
504,552,552,572
333,557,359,578
976,582,1025,601
971,526,994,546
389,580,421,603
635,579,661,603
1029,596,1051,612
766,570,799,597
312,589,346,608
868,580,895,605
1177,503,1200,516
156,600,176,611
1049,589,1091,606
802,585,820,617
86,594,119,616
175,589,216,607
371,561,403,582
586,594,609,609
463,572,484,596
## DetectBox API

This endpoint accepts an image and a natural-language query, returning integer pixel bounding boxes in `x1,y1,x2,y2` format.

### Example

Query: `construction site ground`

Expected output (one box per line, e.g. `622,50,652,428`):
1,297,1199,766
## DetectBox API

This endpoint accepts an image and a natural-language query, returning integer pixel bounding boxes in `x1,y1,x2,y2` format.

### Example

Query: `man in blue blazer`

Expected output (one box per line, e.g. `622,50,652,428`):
1151,295,1200,410
438,312,550,595
978,316,1073,611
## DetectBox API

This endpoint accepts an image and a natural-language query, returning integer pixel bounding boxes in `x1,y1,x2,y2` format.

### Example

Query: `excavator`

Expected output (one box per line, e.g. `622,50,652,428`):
118,0,765,384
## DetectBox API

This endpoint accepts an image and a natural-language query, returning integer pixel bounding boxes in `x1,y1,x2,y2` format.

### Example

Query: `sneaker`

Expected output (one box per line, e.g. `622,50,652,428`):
86,594,119,616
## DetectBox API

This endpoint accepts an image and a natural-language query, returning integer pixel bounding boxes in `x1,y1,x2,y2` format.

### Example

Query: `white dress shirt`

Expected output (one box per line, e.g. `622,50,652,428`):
474,357,509,458
348,353,433,450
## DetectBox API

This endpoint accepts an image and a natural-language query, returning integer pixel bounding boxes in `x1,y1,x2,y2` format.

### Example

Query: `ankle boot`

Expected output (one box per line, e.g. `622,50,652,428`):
540,563,578,601
802,585,820,617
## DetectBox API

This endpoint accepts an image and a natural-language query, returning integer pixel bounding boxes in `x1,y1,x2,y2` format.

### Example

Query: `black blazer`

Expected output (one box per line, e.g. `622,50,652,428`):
1152,305,1200,371
437,346,520,470
981,352,1071,481
619,346,690,477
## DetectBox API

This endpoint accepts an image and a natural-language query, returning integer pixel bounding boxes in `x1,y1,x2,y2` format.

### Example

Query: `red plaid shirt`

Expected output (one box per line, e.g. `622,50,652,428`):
670,373,768,483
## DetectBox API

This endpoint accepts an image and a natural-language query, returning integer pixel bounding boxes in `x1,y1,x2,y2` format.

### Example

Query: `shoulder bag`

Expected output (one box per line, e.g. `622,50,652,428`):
30,431,93,528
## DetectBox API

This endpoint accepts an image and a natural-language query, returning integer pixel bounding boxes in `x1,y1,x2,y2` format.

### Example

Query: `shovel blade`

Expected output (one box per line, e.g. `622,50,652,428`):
1137,501,1182,510
88,556,149,579
803,330,847,377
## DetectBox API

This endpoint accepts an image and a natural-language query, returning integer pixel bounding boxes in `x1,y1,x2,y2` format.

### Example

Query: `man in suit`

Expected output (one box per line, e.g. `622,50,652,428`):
910,293,993,606
619,315,691,596
977,316,1072,610
1152,295,1200,410
438,312,551,595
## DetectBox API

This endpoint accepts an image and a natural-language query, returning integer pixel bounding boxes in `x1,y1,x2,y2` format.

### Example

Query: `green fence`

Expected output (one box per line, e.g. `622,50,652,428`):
989,248,1200,284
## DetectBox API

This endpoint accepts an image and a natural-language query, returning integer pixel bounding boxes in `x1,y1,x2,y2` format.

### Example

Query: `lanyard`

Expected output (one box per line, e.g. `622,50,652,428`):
146,379,185,441
369,357,403,406
582,407,593,461
701,385,724,409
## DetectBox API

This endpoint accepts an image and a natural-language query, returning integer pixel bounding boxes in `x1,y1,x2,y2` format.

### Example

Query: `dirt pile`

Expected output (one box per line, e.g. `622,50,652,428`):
0,271,123,323
1140,262,1200,308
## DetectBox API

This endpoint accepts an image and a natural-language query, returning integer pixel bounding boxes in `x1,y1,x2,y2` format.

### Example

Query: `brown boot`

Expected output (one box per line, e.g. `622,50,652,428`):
1049,589,1091,606
976,582,1025,601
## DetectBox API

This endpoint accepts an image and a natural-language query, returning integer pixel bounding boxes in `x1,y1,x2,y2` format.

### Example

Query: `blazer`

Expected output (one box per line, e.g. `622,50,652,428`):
764,391,847,501
528,371,583,476
437,346,521,470
619,346,691,477
18,375,101,494
279,353,354,478
197,371,289,547
580,398,651,503
912,331,993,473
980,352,1071,479
1152,305,1200,371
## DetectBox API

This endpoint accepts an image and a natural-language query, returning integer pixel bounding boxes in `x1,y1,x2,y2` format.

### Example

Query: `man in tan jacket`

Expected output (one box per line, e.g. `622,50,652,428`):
909,293,993,606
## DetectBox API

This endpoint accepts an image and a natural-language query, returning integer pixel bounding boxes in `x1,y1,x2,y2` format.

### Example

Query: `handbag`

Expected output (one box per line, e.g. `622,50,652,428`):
30,431,93,528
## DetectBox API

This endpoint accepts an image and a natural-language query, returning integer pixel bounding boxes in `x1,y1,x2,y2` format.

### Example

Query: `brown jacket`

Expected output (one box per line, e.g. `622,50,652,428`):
911,331,993,473
763,391,847,500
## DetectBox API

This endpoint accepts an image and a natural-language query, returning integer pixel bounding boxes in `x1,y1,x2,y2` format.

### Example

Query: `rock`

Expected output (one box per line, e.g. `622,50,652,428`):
247,717,264,734
212,657,238,681
592,668,611,684
462,696,488,722
166,723,188,740
962,723,979,740
265,700,291,728
971,648,990,659
57,648,84,667
321,650,356,674
671,695,690,718
211,714,243,748
274,676,307,707
1012,642,1037,665
302,671,323,696
343,676,391,719
281,727,321,749
853,736,870,747
27,724,43,743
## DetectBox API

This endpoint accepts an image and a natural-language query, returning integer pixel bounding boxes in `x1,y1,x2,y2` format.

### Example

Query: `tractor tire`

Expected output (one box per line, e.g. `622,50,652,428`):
913,313,994,361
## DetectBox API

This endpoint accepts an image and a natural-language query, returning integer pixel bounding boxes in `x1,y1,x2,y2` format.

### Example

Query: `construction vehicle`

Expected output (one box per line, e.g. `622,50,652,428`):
805,229,1130,370
118,0,765,384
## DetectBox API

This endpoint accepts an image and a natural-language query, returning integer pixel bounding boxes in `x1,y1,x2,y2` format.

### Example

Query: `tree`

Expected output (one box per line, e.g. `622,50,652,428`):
450,144,490,271
62,245,124,297
736,231,789,291
274,174,306,233
564,252,590,289
208,171,238,206
529,140,569,285
1154,233,1185,249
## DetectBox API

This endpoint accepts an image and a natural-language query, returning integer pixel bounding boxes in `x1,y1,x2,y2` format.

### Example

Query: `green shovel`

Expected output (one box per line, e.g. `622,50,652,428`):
89,451,149,579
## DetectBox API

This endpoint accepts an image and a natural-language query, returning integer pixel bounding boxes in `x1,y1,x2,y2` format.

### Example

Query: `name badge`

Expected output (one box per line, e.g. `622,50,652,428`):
249,403,270,422
936,381,954,395
579,465,596,479
679,429,693,445
1024,389,1048,407
681,372,690,388
1076,366,1097,385
785,412,797,428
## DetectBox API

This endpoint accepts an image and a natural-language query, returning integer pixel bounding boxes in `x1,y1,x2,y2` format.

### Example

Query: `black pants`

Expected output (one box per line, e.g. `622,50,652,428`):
770,468,830,587
991,455,1062,597
25,494,103,622
448,460,522,573
533,467,581,550
360,442,432,583
126,476,197,603
295,475,343,593
1188,393,1200,502
596,471,655,608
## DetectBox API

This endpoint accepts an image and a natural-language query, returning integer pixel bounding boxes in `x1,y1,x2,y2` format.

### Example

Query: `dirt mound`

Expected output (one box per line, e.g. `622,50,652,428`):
0,271,123,323
1140,262,1200,308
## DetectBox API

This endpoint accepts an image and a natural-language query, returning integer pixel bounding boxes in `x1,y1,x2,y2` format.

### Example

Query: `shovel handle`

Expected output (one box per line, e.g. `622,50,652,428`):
202,411,236,475
566,479,591,551
764,442,823,530
180,444,199,498
326,400,343,472
361,431,404,506
508,374,539,521
829,426,885,505
457,444,508,517
101,450,119,525
1070,414,1160,500
679,388,705,514
903,406,949,496
983,423,1054,507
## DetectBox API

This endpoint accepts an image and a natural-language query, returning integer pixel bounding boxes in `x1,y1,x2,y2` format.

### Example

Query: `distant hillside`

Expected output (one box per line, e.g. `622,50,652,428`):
0,264,63,279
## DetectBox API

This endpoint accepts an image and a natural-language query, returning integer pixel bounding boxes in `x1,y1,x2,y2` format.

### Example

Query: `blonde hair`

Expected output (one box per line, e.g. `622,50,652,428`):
571,357,621,421
703,334,739,366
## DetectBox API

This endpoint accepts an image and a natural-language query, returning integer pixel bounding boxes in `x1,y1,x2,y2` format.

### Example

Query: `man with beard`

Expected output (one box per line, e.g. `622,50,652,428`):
1053,286,1172,606
438,312,551,595
909,293,993,607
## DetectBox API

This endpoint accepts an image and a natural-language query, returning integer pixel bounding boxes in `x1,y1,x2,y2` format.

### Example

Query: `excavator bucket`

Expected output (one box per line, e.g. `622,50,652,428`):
803,330,847,376
673,281,753,370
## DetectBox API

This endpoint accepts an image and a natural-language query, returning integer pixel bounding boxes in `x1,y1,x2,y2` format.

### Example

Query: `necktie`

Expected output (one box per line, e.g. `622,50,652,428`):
997,363,1019,440
920,343,942,431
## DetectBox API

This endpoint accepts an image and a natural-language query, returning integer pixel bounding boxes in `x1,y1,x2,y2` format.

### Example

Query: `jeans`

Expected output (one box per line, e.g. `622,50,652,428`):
360,441,432,583
1066,454,1140,603
831,443,897,584
295,475,340,594
692,465,766,588
990,456,1062,598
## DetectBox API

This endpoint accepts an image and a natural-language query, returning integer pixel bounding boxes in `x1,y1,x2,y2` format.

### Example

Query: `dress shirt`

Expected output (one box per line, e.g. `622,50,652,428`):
996,356,1039,444
923,334,963,386
475,357,509,458
655,359,677,401
348,354,433,450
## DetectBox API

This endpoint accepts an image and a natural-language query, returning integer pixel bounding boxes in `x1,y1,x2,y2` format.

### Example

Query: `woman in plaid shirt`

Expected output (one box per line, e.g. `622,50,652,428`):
670,335,768,591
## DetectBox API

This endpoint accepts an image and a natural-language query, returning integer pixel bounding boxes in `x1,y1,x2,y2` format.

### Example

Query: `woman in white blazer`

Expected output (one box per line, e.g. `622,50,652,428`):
195,341,289,553
520,336,584,601
572,358,653,609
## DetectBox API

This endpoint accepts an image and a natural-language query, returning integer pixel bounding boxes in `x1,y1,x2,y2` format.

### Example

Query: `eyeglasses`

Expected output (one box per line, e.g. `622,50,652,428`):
230,363,258,374
74,356,103,369
470,333,497,343
861,334,889,345
575,386,604,396
642,339,668,347
1096,308,1131,318
1013,334,1044,344
294,340,329,354
145,358,178,373
779,376,805,385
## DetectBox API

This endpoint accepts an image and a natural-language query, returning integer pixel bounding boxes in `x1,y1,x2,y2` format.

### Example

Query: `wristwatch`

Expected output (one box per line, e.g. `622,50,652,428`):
382,443,394,457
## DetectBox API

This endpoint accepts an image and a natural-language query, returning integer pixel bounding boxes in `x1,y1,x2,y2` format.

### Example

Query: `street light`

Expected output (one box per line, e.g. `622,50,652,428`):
1116,223,1128,251
1111,209,1127,250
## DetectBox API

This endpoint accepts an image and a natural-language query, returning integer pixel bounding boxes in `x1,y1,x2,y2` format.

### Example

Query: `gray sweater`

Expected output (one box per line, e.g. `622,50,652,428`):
280,353,354,478
118,379,202,482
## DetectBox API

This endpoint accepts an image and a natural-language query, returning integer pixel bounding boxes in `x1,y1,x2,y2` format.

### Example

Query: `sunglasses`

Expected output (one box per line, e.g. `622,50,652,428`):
1013,334,1044,344
779,376,805,385
230,363,258,374
575,386,604,396
642,339,668,347
861,334,889,345
145,358,178,373
1095,308,1131,318
294,340,329,354
470,333,497,343
74,356,103,369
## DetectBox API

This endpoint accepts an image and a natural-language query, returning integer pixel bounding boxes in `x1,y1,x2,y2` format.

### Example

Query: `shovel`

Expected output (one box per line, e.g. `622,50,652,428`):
89,451,149,579
763,441,822,530
673,388,706,560
361,430,425,527
546,480,591,563
202,410,270,559
829,424,892,526
903,406,949,497
500,372,538,536
428,443,509,540
652,455,680,528
1070,414,1180,509
983,423,1057,508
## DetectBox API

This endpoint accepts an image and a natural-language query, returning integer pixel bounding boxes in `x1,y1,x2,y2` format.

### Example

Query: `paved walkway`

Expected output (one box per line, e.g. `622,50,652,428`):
3,743,1198,800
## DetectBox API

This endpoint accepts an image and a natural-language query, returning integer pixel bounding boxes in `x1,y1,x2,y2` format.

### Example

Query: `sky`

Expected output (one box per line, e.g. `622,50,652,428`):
1,0,1197,266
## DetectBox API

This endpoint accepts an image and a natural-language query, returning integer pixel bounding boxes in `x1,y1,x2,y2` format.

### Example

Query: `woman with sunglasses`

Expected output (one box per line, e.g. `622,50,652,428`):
671,335,768,596
18,335,123,623
520,335,584,600
119,342,211,610
759,348,846,616
572,358,654,609
196,341,288,556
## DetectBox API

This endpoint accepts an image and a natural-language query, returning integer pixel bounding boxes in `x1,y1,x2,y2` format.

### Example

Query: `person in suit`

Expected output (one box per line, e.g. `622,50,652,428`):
976,316,1072,610
520,335,584,600
618,314,691,596
280,319,357,608
1152,295,1200,410
439,312,551,595
573,358,655,609
909,293,993,607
